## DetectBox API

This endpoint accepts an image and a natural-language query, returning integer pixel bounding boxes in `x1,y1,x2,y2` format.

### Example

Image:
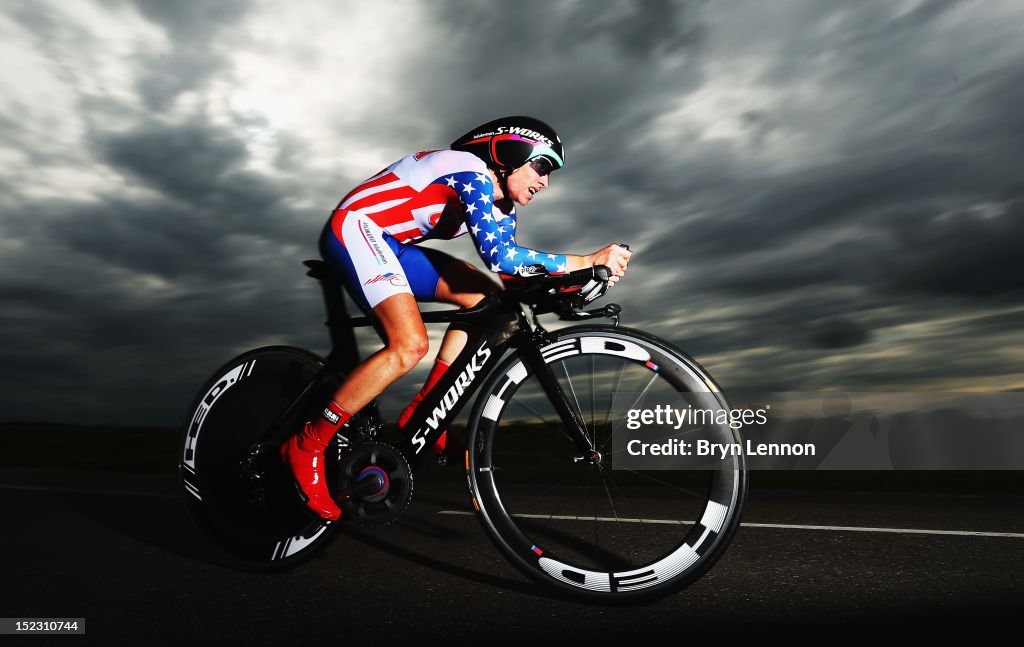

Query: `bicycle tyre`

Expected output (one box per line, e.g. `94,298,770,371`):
465,325,747,602
179,345,340,570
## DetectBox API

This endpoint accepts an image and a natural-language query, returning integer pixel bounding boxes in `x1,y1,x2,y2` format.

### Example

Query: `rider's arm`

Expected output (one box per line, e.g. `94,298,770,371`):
447,171,569,275
499,225,625,275
564,254,592,271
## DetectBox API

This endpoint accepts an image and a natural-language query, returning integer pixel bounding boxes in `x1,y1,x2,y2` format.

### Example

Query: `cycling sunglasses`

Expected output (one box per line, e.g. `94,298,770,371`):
527,156,555,177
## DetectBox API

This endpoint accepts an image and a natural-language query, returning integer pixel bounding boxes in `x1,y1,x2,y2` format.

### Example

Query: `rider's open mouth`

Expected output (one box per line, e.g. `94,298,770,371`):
529,188,537,195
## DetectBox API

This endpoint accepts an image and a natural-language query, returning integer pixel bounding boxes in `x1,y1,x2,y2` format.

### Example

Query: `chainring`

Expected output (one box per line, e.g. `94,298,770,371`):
335,442,413,527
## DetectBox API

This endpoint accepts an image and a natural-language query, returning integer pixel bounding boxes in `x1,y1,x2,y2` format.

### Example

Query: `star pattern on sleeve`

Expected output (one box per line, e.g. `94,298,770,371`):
431,170,568,275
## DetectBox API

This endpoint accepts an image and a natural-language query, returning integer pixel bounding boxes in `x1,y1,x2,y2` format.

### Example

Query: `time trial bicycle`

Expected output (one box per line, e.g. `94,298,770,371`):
179,254,747,602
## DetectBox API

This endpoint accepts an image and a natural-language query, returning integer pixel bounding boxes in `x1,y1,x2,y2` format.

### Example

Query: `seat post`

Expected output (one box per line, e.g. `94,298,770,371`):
303,260,362,373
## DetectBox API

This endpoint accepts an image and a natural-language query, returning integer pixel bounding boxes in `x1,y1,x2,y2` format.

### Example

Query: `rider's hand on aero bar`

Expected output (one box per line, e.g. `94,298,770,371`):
499,243,629,318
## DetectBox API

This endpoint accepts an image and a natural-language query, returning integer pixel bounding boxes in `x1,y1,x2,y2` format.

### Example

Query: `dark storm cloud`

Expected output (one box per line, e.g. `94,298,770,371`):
868,197,1024,300
0,281,328,423
638,127,1024,306
634,288,879,358
106,122,246,200
128,0,250,39
128,0,253,110
807,317,871,350
101,118,285,222
568,0,705,58
567,1,1024,380
17,114,314,288
1,108,330,423
657,59,1024,260
1,2,341,425
0,192,330,423
49,198,236,280
135,52,228,111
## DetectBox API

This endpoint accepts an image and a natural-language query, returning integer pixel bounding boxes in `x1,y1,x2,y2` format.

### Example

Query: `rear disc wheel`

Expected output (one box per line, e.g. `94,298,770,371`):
179,346,342,569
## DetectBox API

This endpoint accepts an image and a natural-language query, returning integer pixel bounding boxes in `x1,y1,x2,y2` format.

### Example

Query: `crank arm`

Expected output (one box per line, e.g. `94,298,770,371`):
333,471,387,502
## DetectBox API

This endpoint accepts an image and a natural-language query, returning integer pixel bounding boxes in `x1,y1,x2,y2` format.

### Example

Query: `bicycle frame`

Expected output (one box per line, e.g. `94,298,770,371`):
292,260,594,471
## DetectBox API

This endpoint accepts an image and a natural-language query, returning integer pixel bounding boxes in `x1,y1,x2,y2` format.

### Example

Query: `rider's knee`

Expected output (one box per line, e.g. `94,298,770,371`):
390,338,429,373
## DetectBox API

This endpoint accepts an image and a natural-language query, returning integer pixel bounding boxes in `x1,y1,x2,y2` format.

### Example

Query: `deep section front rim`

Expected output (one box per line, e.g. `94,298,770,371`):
467,326,747,600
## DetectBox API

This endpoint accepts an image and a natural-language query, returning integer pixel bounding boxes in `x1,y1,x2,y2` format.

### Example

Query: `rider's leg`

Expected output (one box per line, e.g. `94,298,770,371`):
397,259,500,455
330,293,428,412
282,292,426,521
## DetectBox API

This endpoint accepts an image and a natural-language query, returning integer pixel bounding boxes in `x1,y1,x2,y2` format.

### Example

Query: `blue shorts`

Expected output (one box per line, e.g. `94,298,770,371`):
319,213,455,313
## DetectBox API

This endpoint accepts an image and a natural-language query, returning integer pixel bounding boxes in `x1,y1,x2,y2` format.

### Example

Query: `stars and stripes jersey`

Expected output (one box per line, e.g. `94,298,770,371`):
332,149,568,275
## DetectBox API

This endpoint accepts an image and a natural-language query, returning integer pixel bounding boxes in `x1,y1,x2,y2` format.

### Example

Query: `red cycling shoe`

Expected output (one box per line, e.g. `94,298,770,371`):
281,401,352,521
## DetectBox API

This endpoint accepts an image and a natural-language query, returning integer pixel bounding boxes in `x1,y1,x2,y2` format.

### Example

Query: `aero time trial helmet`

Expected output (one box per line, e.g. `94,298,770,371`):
450,116,564,175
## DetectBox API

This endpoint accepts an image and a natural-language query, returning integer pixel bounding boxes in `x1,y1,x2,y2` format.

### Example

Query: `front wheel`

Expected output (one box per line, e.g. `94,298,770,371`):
466,326,747,602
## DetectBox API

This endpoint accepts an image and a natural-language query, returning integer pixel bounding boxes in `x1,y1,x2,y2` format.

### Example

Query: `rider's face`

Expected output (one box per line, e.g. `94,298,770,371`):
504,162,549,206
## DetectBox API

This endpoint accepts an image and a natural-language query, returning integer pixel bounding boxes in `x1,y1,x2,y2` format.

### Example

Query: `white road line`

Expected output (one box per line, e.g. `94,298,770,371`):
738,522,1024,539
437,510,1024,539
6,483,1020,539
0,483,178,499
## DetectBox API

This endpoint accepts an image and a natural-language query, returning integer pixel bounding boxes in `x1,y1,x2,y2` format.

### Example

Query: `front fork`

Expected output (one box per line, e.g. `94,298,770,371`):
515,333,599,464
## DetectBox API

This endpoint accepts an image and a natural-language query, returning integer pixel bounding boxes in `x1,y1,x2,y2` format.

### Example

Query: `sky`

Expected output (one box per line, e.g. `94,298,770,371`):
2,0,1023,426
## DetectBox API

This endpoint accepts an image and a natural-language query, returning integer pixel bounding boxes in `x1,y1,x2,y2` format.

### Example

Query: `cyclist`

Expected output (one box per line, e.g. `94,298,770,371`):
281,116,632,521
